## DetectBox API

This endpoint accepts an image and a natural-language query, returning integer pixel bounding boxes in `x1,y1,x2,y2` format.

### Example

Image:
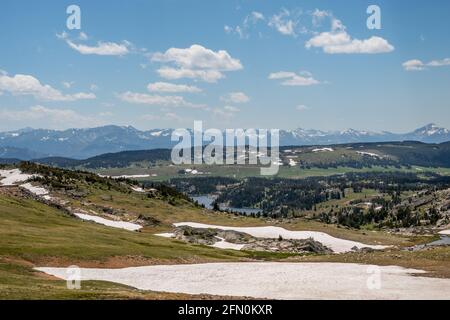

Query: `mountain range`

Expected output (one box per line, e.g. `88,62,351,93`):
0,123,449,160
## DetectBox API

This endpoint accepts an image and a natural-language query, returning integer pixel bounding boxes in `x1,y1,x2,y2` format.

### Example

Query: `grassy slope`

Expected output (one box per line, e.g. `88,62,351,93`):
0,193,298,299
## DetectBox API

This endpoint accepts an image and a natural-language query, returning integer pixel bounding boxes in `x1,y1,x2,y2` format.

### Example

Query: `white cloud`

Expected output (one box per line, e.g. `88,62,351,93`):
156,68,224,83
268,71,320,86
152,44,242,71
296,105,309,111
66,39,130,56
268,9,297,37
62,81,74,89
305,18,394,54
221,92,250,103
0,106,103,129
152,44,242,82
118,91,204,108
0,74,96,101
403,58,450,71
311,9,330,27
79,32,89,40
428,58,450,67
147,82,202,93
402,59,426,71
225,11,265,39
247,11,265,23
224,105,240,112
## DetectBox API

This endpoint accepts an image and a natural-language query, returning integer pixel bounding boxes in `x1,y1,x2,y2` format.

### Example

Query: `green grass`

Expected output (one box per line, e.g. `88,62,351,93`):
93,164,450,182
0,195,253,263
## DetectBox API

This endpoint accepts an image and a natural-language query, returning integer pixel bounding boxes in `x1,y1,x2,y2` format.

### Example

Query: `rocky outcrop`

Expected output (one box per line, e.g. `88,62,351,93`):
173,226,332,254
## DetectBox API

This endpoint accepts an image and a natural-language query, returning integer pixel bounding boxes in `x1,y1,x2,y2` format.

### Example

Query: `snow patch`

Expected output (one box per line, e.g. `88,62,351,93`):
312,148,334,152
74,213,142,231
0,169,36,186
20,183,51,200
131,186,145,193
357,151,384,158
288,159,297,167
211,237,245,250
35,262,450,299
173,222,388,253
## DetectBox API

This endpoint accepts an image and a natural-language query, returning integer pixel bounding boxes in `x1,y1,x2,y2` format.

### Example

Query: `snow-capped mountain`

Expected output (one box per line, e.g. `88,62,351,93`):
403,123,450,142
0,124,449,160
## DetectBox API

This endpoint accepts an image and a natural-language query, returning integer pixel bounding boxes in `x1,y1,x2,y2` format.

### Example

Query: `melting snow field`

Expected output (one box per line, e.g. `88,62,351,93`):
0,169,35,186
210,237,246,250
20,183,52,200
74,213,142,231
35,262,450,299
173,222,388,253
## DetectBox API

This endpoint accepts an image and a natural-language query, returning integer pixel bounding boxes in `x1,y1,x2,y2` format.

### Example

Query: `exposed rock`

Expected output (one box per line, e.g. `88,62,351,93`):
135,214,161,227
242,237,332,254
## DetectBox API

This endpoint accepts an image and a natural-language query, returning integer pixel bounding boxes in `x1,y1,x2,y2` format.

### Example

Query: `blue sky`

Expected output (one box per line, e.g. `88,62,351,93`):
0,0,449,132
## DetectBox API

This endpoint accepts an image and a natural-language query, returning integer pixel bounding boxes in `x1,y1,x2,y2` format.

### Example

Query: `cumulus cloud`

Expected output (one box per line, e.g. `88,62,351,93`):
402,59,426,71
403,58,450,71
221,92,250,104
118,91,204,108
152,44,243,83
268,71,320,86
305,18,394,54
0,105,103,129
147,82,202,93
0,73,96,101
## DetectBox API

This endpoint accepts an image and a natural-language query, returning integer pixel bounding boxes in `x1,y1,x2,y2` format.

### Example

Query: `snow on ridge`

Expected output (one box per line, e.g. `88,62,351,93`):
356,151,384,158
312,147,334,152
